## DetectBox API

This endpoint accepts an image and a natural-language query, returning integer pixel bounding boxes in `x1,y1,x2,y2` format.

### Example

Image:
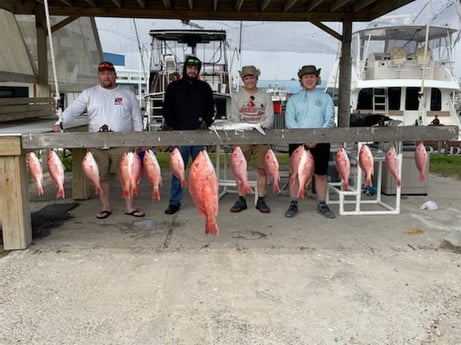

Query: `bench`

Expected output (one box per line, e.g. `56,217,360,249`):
0,97,57,122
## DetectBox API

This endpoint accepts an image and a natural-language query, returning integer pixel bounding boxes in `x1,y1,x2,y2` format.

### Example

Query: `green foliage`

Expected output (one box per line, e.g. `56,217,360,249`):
429,154,461,180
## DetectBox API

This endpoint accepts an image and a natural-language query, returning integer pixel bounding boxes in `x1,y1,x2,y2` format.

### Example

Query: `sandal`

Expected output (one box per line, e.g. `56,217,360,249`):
124,209,145,217
96,210,112,219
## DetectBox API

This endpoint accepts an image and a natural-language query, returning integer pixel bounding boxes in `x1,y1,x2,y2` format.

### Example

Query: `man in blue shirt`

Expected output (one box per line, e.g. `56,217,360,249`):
284,65,336,219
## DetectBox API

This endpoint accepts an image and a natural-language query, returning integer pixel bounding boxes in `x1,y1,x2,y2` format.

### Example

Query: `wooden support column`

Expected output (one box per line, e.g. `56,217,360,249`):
337,15,353,128
71,148,89,200
0,136,32,250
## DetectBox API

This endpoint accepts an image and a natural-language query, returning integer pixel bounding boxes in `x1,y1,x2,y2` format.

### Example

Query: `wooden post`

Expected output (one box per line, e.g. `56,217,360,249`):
71,148,89,200
0,136,32,250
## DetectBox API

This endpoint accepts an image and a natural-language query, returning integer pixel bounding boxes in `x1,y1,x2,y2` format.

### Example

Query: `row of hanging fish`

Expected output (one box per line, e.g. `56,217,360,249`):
27,150,65,199
334,142,428,191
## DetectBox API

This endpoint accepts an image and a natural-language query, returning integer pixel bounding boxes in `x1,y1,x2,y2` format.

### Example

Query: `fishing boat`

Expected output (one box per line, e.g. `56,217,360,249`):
145,29,231,131
327,18,461,132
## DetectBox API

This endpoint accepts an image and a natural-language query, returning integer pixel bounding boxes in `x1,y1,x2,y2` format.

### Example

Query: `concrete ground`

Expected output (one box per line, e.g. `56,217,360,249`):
1,169,461,345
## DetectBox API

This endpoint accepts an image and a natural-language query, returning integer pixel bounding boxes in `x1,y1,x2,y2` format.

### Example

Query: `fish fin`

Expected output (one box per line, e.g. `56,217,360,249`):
152,189,160,200
205,219,219,235
242,184,254,196
255,124,266,135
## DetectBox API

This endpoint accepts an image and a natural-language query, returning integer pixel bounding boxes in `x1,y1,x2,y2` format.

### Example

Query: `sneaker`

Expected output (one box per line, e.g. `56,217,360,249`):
165,204,180,215
230,198,247,213
285,201,298,218
256,198,270,213
317,203,335,219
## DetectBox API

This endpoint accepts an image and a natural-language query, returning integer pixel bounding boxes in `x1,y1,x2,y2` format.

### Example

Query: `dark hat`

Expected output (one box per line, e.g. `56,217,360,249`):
297,65,321,78
98,61,115,72
184,55,202,67
239,65,261,79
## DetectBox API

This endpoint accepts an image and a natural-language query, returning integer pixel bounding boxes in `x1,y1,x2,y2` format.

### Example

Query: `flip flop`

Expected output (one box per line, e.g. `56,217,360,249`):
124,209,145,217
96,210,112,219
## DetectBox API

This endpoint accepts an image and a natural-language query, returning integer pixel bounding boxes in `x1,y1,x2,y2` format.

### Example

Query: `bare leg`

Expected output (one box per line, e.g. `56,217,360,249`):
257,168,267,197
99,177,111,211
314,174,328,200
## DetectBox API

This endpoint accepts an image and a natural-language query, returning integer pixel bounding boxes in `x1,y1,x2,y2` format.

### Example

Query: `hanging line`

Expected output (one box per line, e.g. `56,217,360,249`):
43,0,61,116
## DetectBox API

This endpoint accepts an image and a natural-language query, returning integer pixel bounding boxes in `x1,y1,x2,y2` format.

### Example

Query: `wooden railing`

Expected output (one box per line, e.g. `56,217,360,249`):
0,125,459,250
0,97,57,122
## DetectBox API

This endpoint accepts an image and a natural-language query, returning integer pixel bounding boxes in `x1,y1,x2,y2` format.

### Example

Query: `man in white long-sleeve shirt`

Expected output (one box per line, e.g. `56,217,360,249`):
52,61,145,219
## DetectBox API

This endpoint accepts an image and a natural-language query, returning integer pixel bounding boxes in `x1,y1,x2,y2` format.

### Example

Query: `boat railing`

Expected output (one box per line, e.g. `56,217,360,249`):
359,59,456,81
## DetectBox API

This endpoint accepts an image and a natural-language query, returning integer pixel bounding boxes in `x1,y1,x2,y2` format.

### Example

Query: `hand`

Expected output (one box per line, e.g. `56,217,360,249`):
51,124,62,132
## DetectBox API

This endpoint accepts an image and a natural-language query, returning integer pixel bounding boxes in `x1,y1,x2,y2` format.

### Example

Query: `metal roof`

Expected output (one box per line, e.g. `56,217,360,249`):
4,0,414,22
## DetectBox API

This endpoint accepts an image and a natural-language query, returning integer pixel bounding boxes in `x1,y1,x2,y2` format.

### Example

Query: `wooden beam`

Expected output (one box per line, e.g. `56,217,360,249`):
161,0,171,9
21,126,460,149
353,0,376,12
187,0,193,10
84,0,96,7
58,0,73,6
51,16,80,33
283,0,299,12
307,0,326,11
112,0,122,8
309,20,342,41
260,0,271,11
234,0,245,11
331,0,353,12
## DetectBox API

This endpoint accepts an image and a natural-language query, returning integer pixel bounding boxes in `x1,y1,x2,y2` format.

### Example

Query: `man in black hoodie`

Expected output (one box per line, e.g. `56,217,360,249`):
163,55,215,215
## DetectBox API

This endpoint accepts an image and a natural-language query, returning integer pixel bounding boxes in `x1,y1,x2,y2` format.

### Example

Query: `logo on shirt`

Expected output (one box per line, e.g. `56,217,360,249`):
315,99,323,107
114,97,123,105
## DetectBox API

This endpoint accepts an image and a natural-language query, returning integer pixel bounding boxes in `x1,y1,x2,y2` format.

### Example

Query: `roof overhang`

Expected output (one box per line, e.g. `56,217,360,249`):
2,0,415,22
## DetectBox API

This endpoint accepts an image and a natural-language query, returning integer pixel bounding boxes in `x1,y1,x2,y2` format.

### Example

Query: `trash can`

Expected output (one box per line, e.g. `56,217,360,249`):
381,148,429,195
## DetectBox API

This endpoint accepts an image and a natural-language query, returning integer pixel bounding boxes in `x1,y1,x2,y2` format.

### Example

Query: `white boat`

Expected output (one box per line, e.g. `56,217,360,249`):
327,19,461,131
145,29,232,131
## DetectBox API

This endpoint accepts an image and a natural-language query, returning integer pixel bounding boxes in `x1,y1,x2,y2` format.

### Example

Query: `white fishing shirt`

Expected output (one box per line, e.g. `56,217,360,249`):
61,85,143,132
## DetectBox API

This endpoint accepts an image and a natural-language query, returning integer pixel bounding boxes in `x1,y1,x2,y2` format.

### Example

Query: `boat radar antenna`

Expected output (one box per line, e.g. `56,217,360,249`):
43,0,61,118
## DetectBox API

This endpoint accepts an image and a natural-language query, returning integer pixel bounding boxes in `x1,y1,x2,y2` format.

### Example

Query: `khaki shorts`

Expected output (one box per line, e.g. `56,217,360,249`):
90,147,133,179
238,144,270,170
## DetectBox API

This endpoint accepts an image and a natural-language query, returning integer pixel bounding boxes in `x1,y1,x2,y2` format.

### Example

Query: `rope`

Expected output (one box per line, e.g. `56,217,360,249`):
43,0,60,116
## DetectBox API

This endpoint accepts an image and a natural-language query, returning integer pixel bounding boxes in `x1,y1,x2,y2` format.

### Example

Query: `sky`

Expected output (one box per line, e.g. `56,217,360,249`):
95,0,461,82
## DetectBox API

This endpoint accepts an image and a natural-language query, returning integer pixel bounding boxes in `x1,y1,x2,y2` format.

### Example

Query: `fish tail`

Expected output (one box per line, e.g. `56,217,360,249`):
180,179,186,189
152,188,160,200
365,175,372,187
272,182,280,194
396,179,402,188
242,183,253,196
297,187,305,199
95,186,103,195
342,181,349,191
419,173,426,182
37,185,44,197
56,187,65,199
122,190,130,199
205,219,219,235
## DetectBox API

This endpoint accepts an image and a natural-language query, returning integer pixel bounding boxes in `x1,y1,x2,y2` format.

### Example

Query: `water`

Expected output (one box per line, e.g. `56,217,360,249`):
256,80,327,95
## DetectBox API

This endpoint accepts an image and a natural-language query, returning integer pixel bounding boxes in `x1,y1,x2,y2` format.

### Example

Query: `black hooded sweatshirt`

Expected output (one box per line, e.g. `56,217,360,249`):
163,59,215,130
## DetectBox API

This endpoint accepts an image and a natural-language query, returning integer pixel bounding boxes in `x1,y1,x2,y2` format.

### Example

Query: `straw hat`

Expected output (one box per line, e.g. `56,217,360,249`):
239,65,261,78
297,65,321,78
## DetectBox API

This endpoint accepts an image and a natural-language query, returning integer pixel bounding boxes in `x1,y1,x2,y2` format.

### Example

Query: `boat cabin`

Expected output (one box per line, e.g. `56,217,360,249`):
146,29,231,131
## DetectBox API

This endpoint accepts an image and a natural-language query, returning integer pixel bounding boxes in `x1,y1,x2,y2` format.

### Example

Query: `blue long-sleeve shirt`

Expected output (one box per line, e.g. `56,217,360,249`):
285,88,335,129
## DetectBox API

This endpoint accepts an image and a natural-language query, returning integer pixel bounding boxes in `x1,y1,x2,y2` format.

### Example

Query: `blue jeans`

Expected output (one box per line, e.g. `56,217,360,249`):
168,145,206,206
